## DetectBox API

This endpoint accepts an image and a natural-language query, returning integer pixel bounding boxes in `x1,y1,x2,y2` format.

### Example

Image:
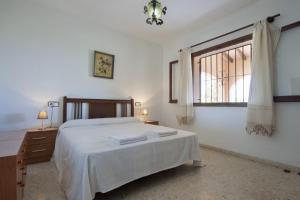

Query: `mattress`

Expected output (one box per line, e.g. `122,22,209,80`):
54,117,201,200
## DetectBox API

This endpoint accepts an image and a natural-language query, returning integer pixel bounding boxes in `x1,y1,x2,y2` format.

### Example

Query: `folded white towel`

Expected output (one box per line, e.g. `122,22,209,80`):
147,131,177,139
104,123,177,145
158,131,177,137
118,136,147,145
144,125,178,138
109,134,147,145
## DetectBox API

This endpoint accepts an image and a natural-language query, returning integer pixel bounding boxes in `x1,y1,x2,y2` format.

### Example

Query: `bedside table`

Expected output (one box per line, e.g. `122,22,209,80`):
144,120,159,125
24,127,58,164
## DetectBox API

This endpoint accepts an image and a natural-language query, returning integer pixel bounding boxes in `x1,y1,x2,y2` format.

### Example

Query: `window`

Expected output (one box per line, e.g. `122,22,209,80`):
169,60,178,103
192,38,252,106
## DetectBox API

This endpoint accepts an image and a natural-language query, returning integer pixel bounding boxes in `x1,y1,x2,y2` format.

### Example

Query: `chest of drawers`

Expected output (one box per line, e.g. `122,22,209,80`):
0,130,27,200
24,128,58,165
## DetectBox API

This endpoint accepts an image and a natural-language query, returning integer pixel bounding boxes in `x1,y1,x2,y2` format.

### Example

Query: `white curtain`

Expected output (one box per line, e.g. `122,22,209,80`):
176,48,194,125
246,20,281,136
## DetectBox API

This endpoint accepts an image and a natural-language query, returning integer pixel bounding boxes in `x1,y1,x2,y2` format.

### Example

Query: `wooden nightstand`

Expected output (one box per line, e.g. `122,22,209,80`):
24,127,58,164
144,120,159,125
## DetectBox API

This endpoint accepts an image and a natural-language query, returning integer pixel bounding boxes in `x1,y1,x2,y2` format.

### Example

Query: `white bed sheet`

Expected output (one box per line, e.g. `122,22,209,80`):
54,118,201,200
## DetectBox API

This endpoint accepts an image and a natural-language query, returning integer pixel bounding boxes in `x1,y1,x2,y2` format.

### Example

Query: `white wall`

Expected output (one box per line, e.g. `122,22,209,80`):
161,0,300,167
0,0,163,131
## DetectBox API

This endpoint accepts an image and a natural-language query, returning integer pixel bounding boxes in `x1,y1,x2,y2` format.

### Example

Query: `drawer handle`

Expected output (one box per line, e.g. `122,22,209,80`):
31,137,47,140
17,182,25,187
22,172,27,176
31,149,47,153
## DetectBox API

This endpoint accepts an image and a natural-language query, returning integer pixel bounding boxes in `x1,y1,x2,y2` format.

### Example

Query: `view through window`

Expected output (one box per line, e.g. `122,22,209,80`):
193,41,252,104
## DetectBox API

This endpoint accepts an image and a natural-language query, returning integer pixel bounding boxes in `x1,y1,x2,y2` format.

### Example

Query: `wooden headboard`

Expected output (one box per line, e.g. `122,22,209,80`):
62,96,134,123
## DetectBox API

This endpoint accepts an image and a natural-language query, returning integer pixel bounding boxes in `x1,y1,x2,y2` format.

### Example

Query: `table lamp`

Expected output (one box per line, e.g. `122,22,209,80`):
37,111,48,130
142,108,148,121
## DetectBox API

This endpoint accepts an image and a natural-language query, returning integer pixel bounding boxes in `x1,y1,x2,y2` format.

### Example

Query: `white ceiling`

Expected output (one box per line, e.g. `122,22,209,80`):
32,0,258,44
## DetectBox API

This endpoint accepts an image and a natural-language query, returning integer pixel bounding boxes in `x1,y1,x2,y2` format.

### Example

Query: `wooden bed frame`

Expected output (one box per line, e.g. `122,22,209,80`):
62,96,134,123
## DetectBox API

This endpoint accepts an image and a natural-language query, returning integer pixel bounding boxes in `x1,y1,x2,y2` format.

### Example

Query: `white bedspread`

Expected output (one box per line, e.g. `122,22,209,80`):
54,118,201,200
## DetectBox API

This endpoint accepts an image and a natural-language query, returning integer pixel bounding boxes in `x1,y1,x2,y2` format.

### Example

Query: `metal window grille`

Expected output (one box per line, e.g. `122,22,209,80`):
196,43,252,104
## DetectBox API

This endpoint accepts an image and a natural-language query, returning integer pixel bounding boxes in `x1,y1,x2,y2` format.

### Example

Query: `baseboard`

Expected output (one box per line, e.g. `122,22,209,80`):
200,144,300,172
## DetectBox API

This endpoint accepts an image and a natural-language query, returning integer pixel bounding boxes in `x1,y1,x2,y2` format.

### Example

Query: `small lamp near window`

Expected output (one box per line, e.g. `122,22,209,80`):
37,111,48,130
142,109,148,115
142,108,148,121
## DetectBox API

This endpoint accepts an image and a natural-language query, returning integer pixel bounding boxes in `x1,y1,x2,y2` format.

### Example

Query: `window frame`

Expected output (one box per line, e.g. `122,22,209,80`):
191,35,252,107
169,60,178,103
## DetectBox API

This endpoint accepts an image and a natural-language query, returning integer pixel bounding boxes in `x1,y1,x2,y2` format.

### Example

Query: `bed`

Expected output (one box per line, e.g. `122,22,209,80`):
54,97,201,200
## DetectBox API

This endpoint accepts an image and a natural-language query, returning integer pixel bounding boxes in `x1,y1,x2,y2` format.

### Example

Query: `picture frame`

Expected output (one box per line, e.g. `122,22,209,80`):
93,51,115,79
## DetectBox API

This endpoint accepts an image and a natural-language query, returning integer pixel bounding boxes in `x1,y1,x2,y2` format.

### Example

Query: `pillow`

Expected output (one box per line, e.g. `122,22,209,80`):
60,117,141,129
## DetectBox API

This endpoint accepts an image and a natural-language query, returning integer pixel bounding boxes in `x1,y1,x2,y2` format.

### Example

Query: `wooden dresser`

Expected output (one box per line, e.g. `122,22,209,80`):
24,128,58,165
0,130,27,200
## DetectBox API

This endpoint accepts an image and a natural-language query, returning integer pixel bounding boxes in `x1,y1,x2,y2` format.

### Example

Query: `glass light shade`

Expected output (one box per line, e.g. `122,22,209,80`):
37,111,48,119
147,1,163,19
142,109,148,115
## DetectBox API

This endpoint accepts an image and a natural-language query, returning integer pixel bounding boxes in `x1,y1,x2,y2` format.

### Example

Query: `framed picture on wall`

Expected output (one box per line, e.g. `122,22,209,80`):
93,51,115,79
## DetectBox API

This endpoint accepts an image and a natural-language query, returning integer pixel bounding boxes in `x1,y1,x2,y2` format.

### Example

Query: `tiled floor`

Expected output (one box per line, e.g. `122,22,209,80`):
24,148,300,200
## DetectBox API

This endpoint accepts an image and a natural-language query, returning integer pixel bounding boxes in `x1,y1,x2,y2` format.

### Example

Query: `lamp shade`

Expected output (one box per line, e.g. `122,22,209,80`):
147,1,163,19
142,109,148,115
37,111,48,119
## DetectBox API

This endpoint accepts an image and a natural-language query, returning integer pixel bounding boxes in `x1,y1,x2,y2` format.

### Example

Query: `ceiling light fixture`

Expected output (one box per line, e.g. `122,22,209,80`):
144,0,167,25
